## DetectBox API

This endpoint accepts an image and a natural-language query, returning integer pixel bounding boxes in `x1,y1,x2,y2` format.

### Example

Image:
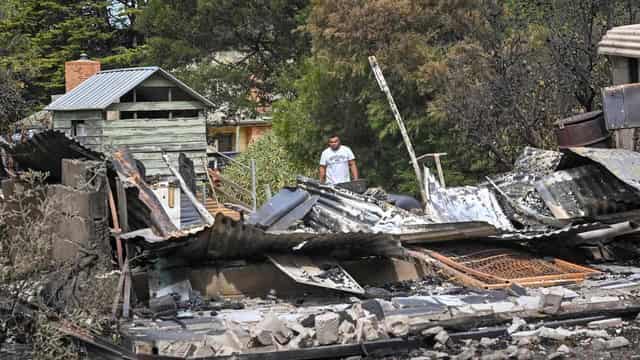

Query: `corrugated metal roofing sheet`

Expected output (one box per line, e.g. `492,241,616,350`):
535,164,640,219
45,67,214,111
564,147,640,192
598,24,640,58
4,130,103,182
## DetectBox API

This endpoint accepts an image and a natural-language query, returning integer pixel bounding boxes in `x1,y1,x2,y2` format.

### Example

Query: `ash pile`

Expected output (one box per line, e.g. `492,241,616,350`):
4,133,640,359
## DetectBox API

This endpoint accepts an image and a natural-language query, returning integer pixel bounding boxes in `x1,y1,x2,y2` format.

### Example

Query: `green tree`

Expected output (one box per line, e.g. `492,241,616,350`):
273,0,486,194
0,68,28,132
0,0,142,106
137,0,311,114
223,132,315,205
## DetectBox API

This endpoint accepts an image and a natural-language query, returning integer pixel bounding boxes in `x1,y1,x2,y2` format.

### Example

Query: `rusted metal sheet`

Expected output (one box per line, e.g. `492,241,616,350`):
554,111,610,148
535,164,640,219
112,147,178,236
267,254,365,294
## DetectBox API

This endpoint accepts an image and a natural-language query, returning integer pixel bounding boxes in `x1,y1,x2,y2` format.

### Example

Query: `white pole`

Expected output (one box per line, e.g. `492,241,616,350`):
368,56,429,208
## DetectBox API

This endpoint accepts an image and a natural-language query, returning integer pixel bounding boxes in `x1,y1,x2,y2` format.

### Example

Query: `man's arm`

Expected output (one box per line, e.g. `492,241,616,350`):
319,165,327,183
348,160,359,180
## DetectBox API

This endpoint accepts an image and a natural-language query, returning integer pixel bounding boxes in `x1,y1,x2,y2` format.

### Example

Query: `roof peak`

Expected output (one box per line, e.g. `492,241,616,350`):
99,66,160,74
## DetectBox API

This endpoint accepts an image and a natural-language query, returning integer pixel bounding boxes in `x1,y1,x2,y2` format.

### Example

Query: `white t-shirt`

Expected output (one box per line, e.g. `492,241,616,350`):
320,145,355,184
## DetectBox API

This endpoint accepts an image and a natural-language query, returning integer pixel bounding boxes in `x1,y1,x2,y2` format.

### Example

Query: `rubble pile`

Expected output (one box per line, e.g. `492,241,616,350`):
4,133,640,359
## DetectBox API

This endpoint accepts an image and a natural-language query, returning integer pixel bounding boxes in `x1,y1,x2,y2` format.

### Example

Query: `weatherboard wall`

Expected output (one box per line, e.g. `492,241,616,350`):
53,112,207,177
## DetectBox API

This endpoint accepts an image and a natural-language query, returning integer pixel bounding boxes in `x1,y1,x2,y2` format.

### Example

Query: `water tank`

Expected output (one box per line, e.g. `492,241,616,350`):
555,111,610,149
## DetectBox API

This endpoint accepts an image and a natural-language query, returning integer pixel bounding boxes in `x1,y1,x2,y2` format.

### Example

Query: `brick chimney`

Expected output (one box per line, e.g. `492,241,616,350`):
65,53,100,92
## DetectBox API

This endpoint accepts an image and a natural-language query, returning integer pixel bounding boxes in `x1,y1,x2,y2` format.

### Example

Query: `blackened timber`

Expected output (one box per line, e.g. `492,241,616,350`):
112,148,178,236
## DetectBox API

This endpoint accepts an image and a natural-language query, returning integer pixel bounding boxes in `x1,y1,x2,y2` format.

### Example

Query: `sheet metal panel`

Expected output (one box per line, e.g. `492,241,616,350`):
4,130,103,182
602,83,640,130
564,147,640,192
426,174,514,230
535,164,640,219
267,254,365,294
45,67,214,111
46,68,157,111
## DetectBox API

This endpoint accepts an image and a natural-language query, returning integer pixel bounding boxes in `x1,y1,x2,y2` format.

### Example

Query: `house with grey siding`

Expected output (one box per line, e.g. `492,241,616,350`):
45,65,214,178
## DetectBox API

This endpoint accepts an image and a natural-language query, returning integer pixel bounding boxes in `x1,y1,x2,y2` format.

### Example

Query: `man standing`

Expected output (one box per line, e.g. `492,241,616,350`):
319,135,358,184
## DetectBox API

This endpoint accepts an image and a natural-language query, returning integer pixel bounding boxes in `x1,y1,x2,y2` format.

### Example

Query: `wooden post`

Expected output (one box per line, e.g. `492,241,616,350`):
106,181,124,269
168,88,173,120
115,179,129,232
132,89,137,119
111,259,128,319
122,262,132,319
369,56,428,209
250,158,257,211
423,165,430,203
235,125,241,152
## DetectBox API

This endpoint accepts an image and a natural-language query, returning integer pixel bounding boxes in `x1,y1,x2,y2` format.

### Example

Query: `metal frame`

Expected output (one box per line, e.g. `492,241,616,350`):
409,247,600,290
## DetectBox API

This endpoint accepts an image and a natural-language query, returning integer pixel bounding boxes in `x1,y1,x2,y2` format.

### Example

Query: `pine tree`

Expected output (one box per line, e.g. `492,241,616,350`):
0,0,135,105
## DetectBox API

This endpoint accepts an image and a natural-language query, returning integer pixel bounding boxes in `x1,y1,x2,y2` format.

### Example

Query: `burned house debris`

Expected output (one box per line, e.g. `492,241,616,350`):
4,128,640,360
6,26,640,360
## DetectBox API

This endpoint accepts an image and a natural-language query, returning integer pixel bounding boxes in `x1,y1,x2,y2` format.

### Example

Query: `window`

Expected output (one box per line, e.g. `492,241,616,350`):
71,120,85,137
213,133,234,152
630,58,639,83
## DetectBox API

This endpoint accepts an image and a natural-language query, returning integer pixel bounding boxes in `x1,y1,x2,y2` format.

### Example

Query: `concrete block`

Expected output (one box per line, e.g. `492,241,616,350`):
586,296,621,311
515,296,542,312
315,312,340,345
516,348,533,360
579,329,610,338
288,328,315,349
252,314,293,345
356,315,385,342
539,327,573,341
588,318,623,329
52,216,91,261
421,326,444,337
47,185,106,219
507,317,527,334
511,329,541,340
480,337,498,347
539,288,564,314
384,314,409,337
339,320,357,344
434,330,450,344
491,301,517,314
61,159,104,189
592,338,608,351
603,336,630,349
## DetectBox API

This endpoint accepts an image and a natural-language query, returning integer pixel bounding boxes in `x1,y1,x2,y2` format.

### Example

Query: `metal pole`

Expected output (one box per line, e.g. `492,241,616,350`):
264,184,273,200
415,153,447,187
368,56,429,208
250,158,257,211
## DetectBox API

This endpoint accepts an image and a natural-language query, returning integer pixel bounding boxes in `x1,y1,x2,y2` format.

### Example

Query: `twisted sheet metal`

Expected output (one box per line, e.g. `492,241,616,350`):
128,214,407,261
535,164,640,219
562,147,640,192
3,130,103,182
